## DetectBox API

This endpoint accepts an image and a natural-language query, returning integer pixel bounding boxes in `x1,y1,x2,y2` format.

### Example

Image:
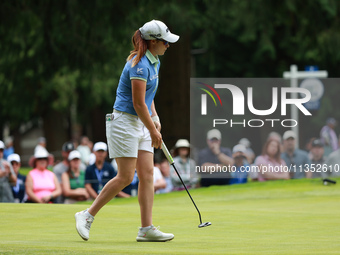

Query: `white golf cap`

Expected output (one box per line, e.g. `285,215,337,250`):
283,130,296,140
93,142,107,152
68,150,81,161
8,153,21,163
0,140,4,149
232,144,247,154
175,139,190,148
207,129,222,140
139,20,179,43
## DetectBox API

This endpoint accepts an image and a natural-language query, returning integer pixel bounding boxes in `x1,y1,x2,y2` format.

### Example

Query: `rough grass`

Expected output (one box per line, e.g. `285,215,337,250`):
1,178,340,254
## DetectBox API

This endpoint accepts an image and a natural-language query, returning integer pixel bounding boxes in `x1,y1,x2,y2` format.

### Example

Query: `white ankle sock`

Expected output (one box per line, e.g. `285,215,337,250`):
140,225,153,232
85,209,93,218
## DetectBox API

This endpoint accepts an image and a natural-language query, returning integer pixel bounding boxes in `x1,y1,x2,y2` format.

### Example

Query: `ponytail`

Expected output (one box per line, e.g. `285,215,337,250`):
127,30,148,67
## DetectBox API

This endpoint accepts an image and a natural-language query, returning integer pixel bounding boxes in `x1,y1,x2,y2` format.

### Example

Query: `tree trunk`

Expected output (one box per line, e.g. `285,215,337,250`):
157,33,191,149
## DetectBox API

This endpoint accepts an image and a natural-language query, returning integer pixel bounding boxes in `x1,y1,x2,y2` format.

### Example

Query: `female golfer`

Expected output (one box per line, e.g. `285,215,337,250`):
75,20,179,242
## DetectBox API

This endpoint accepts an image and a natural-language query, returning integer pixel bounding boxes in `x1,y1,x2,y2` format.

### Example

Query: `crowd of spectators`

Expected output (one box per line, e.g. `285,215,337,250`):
1,117,340,203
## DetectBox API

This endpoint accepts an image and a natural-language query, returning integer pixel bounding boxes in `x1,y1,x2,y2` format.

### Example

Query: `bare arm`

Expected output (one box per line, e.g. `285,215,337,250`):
85,183,98,199
116,191,131,198
61,173,89,199
154,178,166,191
132,79,162,148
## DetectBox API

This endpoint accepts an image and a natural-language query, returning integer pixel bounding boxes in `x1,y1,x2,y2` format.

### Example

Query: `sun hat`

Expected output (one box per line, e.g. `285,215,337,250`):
29,149,54,167
175,139,190,148
139,20,179,43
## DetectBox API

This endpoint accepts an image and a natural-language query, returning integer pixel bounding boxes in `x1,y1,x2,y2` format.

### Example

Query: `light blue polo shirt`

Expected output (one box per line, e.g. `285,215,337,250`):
113,50,160,116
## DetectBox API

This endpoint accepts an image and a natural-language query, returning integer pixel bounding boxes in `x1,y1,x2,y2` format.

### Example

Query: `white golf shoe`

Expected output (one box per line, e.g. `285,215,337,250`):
136,225,174,242
75,209,94,241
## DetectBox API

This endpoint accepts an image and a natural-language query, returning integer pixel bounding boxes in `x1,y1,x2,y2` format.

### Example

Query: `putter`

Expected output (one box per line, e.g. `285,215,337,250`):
161,141,211,228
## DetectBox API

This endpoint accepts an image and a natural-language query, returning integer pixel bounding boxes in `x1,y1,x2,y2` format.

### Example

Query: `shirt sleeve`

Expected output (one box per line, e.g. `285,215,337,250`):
129,61,148,82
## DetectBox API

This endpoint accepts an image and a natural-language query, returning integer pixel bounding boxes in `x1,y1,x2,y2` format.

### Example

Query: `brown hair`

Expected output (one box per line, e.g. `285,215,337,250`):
127,30,148,67
262,139,282,163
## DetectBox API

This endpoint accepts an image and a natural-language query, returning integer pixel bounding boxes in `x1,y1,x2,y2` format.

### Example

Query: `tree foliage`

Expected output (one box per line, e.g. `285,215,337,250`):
0,0,339,152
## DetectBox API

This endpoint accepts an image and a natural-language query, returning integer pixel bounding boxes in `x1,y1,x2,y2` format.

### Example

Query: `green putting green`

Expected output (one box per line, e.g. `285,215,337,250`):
1,178,339,254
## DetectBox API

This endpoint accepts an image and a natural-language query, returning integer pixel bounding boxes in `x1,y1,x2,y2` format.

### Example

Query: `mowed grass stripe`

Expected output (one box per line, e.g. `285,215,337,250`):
1,178,339,254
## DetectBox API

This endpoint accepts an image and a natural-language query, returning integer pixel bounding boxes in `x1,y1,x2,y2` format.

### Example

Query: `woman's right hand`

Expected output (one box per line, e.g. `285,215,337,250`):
150,129,162,149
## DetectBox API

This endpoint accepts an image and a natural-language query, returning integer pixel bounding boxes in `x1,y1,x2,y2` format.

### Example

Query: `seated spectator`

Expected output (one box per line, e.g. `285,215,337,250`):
154,165,166,193
255,139,289,181
85,142,129,199
230,144,249,185
53,141,86,203
0,140,17,202
61,150,90,204
320,118,338,157
324,135,340,177
3,137,14,160
171,139,198,191
77,136,92,165
8,154,27,203
197,129,234,187
238,138,255,164
308,139,326,178
281,130,311,179
156,157,174,194
25,149,62,203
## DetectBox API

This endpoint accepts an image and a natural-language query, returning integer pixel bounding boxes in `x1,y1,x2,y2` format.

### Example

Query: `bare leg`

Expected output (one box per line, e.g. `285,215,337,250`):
136,150,154,227
88,157,136,216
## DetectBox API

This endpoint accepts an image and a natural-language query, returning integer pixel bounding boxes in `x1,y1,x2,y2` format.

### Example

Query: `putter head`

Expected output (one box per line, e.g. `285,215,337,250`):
198,222,211,228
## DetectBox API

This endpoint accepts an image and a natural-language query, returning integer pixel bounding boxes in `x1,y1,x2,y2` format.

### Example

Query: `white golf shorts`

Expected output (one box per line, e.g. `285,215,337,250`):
106,110,153,158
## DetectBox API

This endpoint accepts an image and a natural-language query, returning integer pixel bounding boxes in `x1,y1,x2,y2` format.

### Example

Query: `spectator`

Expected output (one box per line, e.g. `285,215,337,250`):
238,138,255,164
54,141,76,183
61,150,90,204
154,165,166,193
320,118,338,157
25,149,62,203
0,140,17,202
77,136,92,165
8,153,27,203
230,144,249,185
156,158,173,194
53,141,85,203
3,137,14,160
324,136,340,177
255,138,289,181
85,142,129,199
281,130,311,179
197,129,234,187
171,139,198,191
309,139,326,178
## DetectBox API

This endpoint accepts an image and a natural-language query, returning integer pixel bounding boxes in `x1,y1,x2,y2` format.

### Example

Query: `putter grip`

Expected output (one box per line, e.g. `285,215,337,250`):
161,141,174,164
